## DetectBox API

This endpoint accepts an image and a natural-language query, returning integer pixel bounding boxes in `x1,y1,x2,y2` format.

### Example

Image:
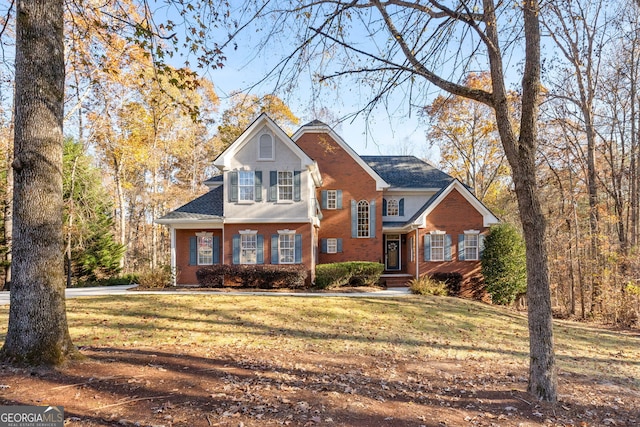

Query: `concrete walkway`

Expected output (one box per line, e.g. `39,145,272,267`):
0,285,412,305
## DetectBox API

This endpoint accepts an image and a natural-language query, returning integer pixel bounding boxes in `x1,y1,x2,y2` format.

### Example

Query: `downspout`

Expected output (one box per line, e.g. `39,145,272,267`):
170,226,176,286
413,226,420,279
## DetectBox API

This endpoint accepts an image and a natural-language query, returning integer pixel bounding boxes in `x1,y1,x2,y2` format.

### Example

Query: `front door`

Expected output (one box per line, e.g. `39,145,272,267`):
385,234,401,271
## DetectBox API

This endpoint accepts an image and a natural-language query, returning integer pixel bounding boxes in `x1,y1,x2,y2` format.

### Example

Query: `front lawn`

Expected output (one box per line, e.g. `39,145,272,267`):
0,294,637,426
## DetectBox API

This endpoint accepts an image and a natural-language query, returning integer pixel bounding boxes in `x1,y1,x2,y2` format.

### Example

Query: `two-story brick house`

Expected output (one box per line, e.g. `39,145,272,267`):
156,113,499,290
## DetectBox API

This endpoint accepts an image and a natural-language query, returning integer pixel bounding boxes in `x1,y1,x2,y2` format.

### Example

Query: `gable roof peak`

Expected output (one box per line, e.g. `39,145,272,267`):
302,119,329,128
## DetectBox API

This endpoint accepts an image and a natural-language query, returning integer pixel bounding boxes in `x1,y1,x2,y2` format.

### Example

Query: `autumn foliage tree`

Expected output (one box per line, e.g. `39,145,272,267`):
423,72,510,206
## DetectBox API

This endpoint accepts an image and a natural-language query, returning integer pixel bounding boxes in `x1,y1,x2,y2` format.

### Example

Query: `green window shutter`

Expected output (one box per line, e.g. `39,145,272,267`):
382,198,388,216
399,198,405,216
321,191,328,209
369,200,376,238
295,234,302,263
268,171,277,201
320,238,327,253
257,235,264,264
336,190,343,209
458,234,465,261
189,236,197,265
445,234,452,261
232,234,240,264
229,171,238,202
423,234,431,261
213,236,220,264
254,171,263,202
271,235,279,264
294,170,301,201
337,238,343,253
351,200,357,238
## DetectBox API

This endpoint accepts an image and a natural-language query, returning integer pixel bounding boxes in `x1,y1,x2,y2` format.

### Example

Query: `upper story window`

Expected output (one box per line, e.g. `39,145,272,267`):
258,134,274,160
278,171,293,201
322,190,342,210
238,171,255,201
357,200,370,238
327,190,337,209
387,199,399,216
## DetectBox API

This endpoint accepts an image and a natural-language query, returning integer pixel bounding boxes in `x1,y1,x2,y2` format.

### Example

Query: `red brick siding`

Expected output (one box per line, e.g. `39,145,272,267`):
296,131,383,264
419,188,487,296
174,223,314,285
174,229,223,285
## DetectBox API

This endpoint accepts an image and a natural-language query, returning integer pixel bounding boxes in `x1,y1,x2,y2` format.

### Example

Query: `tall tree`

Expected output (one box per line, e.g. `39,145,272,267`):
241,0,557,401
215,93,299,151
423,72,510,205
0,0,74,364
543,0,609,313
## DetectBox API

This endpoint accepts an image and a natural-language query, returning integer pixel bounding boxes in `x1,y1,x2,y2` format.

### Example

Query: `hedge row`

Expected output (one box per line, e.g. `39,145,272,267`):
315,261,384,289
196,264,308,289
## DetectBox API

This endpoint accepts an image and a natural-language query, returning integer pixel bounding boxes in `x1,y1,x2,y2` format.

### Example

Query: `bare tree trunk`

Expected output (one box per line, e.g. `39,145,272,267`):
3,122,13,291
65,154,79,288
1,0,75,365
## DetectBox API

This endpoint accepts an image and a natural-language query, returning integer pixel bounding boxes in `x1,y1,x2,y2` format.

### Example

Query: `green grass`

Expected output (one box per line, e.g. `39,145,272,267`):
0,294,637,388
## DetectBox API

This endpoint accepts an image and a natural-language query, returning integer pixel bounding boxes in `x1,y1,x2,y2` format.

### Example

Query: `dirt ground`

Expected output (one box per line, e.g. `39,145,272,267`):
0,345,637,427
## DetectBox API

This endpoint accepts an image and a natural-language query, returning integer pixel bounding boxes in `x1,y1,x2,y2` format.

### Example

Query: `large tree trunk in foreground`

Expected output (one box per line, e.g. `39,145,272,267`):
483,0,557,400
0,0,75,365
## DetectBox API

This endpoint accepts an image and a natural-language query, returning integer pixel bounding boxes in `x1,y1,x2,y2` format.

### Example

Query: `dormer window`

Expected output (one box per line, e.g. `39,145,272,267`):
258,133,274,160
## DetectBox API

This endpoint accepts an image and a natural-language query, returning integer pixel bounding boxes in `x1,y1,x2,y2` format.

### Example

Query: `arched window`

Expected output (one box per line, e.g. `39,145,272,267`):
357,200,370,238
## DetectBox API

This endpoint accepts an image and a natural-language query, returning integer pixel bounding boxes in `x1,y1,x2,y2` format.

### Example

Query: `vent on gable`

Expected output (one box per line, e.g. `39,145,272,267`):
259,134,274,160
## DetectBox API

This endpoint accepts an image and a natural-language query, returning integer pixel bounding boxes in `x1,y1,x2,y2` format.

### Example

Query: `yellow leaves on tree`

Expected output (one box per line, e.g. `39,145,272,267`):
423,72,513,207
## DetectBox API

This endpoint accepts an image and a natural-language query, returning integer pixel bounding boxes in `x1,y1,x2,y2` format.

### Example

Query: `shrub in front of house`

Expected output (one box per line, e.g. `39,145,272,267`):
430,272,463,296
315,262,384,289
196,264,308,289
408,275,448,296
137,266,173,289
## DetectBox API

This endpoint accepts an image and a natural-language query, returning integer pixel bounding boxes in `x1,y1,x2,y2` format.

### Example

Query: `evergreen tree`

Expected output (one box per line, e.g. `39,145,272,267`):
481,223,527,305
63,139,125,284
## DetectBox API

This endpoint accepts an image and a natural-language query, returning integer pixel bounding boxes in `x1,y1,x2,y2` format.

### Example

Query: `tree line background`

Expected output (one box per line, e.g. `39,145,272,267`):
0,0,639,326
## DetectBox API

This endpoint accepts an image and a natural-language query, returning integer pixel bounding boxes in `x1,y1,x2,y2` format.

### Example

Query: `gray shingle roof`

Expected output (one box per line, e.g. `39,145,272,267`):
203,175,223,185
361,156,454,188
157,186,224,221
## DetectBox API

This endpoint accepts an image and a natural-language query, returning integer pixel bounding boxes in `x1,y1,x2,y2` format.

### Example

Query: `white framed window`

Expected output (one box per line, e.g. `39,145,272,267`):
238,171,255,201
326,238,338,254
240,233,258,264
431,233,445,261
279,233,295,264
387,199,399,216
326,190,337,209
357,200,370,238
464,232,480,261
259,134,274,160
197,232,213,265
278,171,293,201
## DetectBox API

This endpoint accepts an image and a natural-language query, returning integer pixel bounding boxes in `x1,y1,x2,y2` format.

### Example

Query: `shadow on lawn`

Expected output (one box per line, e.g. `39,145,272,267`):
1,345,636,426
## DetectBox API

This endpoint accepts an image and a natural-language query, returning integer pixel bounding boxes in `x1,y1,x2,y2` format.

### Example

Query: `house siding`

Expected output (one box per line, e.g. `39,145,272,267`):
175,229,223,285
224,222,315,283
419,188,487,297
295,131,383,264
